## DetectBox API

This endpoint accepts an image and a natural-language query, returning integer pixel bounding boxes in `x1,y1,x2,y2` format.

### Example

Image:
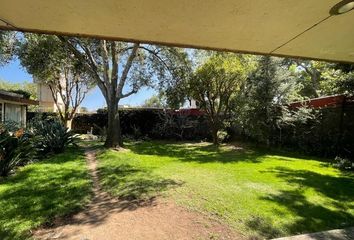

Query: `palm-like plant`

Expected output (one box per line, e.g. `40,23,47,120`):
29,118,77,155
0,127,35,177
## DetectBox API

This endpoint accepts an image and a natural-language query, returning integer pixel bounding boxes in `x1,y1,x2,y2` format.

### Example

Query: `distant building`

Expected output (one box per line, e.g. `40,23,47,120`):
180,98,199,109
34,77,65,113
0,90,38,126
187,99,199,109
118,104,131,109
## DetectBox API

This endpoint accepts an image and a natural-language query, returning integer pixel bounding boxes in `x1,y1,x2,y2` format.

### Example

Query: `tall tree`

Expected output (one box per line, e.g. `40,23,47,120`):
188,53,252,145
286,59,354,97
18,34,93,127
236,56,297,145
295,60,323,98
59,37,189,148
0,30,16,66
142,95,165,108
320,63,354,96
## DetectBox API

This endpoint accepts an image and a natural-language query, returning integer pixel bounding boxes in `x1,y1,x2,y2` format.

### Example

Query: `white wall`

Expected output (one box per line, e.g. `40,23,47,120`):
36,82,65,112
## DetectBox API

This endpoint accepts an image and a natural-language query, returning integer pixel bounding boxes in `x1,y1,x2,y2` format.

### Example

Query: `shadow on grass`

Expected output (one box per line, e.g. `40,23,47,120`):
269,167,354,201
128,141,266,164
246,215,282,239
98,161,182,201
248,167,354,238
0,148,91,240
127,140,331,165
34,151,183,232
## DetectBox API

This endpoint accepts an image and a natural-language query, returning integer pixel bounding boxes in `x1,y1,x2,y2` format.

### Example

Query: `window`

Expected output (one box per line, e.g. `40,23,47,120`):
5,103,22,125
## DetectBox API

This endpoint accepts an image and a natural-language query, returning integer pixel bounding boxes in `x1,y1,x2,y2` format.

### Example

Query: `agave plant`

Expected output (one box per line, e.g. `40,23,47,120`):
29,118,77,155
0,126,35,177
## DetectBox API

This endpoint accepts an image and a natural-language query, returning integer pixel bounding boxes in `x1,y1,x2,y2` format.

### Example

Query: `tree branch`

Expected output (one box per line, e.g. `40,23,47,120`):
121,88,138,99
111,41,118,94
48,84,65,123
139,46,172,74
117,43,139,98
57,36,109,101
100,40,110,86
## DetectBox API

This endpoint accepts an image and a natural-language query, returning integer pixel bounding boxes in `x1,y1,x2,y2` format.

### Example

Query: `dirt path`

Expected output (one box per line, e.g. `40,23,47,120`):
34,148,243,240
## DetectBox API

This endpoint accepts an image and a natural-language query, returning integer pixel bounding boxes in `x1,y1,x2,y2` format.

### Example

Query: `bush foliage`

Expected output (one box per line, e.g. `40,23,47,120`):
71,109,210,141
29,117,77,155
0,117,77,178
0,125,35,177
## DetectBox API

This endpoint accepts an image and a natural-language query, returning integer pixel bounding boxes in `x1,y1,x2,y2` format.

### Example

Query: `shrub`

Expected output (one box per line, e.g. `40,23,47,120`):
131,124,143,140
93,124,106,142
0,126,35,177
217,130,228,143
29,118,77,155
151,110,209,140
333,156,354,171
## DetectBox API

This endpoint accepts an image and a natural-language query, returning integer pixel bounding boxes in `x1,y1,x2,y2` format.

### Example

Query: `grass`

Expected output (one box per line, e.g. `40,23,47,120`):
0,147,92,240
97,140,354,239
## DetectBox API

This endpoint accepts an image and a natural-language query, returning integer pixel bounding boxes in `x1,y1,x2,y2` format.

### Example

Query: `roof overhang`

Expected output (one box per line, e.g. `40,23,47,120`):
0,91,39,105
0,0,353,63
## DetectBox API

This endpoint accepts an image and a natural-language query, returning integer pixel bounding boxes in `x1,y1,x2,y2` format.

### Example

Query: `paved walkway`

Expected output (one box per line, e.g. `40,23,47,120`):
34,148,241,240
273,227,354,240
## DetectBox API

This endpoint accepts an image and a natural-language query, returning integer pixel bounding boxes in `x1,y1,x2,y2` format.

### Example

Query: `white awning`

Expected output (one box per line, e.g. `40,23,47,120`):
0,0,353,63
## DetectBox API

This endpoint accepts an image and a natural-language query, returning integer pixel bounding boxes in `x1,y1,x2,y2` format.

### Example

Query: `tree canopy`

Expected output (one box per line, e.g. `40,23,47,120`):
187,52,254,144
142,95,165,108
59,36,190,147
0,31,16,66
18,34,93,127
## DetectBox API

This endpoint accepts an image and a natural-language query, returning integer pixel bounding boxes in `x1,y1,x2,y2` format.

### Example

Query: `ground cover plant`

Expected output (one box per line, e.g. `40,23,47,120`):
97,140,354,239
0,148,91,240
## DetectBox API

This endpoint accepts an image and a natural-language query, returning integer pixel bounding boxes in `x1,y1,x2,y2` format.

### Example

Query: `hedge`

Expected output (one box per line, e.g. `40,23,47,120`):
272,104,354,158
28,103,354,158
71,109,211,140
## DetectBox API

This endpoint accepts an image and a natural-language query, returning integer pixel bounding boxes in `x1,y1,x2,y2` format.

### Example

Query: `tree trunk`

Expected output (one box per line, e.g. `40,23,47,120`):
310,69,320,98
211,125,219,145
65,119,72,130
104,102,123,148
60,114,70,129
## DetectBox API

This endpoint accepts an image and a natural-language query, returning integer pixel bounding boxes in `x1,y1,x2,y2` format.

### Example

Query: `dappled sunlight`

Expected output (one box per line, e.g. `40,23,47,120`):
265,167,354,201
127,141,264,164
0,149,92,240
97,141,354,239
259,189,354,236
252,167,354,237
246,215,282,239
98,150,182,201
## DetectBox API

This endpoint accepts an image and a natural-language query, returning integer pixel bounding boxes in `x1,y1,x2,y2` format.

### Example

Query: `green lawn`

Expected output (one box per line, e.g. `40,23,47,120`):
97,141,354,239
0,148,92,240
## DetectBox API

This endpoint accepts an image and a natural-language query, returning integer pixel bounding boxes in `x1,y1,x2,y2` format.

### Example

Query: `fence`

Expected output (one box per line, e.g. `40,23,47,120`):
279,95,354,158
28,96,354,158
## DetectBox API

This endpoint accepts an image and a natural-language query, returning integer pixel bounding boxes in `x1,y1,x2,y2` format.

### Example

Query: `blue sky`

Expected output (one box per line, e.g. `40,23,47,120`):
0,59,156,111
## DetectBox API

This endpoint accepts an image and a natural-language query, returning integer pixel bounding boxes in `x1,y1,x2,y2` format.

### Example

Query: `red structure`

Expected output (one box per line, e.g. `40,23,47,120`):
173,108,205,116
288,95,354,110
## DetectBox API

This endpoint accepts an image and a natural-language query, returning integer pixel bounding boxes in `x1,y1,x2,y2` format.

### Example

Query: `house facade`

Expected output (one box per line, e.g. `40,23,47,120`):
0,90,38,126
34,77,65,113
